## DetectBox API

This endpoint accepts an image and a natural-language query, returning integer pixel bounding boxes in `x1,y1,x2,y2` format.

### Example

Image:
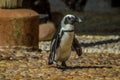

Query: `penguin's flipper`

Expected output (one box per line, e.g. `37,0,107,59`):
72,37,82,57
48,33,60,65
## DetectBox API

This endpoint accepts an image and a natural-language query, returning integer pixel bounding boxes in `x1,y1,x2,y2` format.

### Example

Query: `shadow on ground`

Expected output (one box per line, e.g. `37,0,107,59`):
80,38,120,47
62,65,112,70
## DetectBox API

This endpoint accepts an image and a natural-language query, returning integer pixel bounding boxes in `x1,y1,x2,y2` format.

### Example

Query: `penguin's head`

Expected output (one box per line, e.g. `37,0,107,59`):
63,14,82,25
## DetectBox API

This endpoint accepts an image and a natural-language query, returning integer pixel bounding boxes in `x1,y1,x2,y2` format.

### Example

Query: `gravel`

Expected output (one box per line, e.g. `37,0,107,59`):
39,35,120,54
0,35,120,80
0,52,120,80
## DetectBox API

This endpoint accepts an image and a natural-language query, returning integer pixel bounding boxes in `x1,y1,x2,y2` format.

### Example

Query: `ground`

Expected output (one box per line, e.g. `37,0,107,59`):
0,10,120,80
0,51,120,80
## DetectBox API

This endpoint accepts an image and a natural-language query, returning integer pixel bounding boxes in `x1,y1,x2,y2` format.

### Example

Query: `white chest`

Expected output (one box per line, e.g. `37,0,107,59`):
60,32,74,49
60,24,74,49
56,31,74,61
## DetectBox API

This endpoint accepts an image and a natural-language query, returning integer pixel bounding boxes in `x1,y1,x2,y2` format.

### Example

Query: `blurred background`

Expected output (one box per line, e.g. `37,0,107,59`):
22,0,120,35
22,0,120,53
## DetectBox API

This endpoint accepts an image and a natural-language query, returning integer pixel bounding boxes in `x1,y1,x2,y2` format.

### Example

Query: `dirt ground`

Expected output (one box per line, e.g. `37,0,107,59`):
0,10,120,80
0,51,120,80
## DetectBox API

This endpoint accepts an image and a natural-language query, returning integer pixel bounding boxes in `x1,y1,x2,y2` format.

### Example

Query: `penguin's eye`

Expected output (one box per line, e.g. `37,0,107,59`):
70,17,76,22
67,16,71,20
64,16,76,24
67,16,75,21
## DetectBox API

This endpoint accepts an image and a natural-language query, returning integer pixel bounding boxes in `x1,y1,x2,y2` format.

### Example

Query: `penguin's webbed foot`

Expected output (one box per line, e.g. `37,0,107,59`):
52,61,68,69
62,62,67,67
48,61,53,65
60,61,67,69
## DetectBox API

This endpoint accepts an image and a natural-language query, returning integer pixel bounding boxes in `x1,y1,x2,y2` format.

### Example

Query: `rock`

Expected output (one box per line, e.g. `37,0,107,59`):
39,21,56,41
0,9,39,49
39,11,64,41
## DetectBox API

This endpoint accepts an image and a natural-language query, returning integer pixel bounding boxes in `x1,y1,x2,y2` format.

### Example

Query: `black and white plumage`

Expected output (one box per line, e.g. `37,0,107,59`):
48,14,82,68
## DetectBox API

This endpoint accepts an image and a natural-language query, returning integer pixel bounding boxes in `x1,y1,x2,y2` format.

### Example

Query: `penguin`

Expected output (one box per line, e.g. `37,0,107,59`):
48,14,82,68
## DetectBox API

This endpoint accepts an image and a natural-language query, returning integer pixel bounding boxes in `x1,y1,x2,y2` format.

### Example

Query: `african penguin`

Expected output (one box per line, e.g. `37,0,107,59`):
48,14,82,68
